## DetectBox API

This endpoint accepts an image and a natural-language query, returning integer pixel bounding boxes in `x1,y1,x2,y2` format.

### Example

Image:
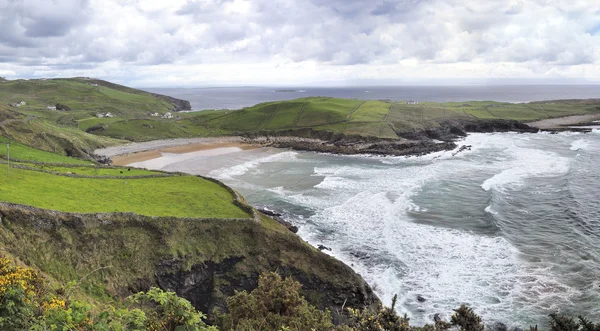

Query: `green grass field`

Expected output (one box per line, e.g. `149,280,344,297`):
92,96,600,143
0,164,249,218
0,135,250,219
0,136,93,164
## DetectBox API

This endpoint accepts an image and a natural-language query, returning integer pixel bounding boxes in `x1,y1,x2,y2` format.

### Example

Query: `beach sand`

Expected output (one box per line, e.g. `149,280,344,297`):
111,142,257,166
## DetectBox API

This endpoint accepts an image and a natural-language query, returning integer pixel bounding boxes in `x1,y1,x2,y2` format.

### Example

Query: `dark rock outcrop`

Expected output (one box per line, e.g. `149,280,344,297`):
258,207,298,233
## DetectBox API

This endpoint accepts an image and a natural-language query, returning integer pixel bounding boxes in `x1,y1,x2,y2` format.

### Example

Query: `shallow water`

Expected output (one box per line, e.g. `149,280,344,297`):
201,132,600,327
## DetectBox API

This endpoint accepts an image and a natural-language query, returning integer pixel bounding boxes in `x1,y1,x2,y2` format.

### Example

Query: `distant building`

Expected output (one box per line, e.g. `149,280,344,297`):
17,101,26,107
96,112,114,118
406,100,419,105
150,112,160,117
46,105,57,110
90,83,98,87
162,112,173,119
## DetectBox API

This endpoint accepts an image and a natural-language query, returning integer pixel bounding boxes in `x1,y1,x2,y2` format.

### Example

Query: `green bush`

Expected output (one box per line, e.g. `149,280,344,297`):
215,272,337,331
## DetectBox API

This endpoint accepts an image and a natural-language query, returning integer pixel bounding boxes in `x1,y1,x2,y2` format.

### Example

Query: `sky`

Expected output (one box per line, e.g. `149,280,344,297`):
0,0,600,87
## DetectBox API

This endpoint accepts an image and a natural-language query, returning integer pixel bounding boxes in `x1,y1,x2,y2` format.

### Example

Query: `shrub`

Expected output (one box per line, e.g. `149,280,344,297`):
216,272,336,331
450,305,484,331
0,257,46,330
0,257,214,331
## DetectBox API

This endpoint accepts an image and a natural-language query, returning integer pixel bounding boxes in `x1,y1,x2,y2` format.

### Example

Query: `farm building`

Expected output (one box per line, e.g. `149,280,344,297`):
406,100,419,105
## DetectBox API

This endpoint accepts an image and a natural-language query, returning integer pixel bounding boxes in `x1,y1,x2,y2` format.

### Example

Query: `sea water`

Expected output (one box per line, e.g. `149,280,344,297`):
202,131,600,328
144,85,600,110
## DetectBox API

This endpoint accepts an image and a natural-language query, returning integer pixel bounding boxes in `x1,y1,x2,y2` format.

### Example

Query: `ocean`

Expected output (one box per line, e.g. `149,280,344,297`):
205,131,600,328
139,85,600,327
143,85,600,110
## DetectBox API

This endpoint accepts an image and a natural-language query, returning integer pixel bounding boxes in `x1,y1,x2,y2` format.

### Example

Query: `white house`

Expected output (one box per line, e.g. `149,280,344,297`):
105,112,114,118
150,112,160,117
15,101,26,107
96,113,105,118
406,100,419,105
162,112,173,119
46,105,57,110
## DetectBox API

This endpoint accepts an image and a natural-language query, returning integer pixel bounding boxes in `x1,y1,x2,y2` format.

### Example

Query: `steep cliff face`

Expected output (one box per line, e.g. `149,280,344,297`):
0,203,379,323
150,93,193,111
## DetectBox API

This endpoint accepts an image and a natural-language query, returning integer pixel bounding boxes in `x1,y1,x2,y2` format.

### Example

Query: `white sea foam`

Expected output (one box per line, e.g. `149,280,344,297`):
480,139,570,192
209,151,300,179
570,139,589,151
167,131,589,326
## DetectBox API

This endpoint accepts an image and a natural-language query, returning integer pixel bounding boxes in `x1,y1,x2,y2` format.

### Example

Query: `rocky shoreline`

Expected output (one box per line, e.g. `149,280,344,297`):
241,119,537,157
95,117,598,163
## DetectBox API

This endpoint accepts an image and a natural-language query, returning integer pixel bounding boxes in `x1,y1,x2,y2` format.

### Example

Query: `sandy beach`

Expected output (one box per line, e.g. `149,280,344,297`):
94,137,256,166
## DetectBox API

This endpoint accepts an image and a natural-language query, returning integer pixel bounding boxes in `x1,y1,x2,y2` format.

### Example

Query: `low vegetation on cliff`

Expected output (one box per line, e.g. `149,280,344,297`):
0,257,596,331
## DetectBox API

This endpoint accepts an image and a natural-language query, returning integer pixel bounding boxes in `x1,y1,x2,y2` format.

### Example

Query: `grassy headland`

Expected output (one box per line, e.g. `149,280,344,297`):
0,134,377,323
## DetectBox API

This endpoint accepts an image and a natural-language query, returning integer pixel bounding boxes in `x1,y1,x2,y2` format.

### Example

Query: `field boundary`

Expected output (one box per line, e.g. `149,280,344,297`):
0,202,255,229
345,101,365,122
292,101,309,126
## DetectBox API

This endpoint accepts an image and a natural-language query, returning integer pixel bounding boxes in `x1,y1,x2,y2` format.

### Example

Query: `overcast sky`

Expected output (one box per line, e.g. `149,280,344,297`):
0,0,599,87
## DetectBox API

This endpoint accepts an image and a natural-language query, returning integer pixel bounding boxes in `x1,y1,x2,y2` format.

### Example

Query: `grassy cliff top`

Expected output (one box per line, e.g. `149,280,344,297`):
0,137,249,219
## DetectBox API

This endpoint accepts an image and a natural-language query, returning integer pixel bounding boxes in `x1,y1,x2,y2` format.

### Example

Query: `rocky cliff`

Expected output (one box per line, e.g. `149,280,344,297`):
0,202,379,324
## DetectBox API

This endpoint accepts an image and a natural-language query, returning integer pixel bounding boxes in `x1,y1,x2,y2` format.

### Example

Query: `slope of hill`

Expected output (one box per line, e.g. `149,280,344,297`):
0,137,378,323
0,77,192,160
92,97,600,141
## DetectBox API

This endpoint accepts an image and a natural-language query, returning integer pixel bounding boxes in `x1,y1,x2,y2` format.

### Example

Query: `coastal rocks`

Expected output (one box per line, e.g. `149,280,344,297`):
452,145,472,156
490,321,509,331
416,294,426,302
318,245,332,251
257,207,298,233
253,133,458,157
462,119,537,133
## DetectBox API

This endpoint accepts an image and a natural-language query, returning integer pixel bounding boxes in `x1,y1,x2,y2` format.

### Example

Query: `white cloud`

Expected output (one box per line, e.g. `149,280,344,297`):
0,0,599,85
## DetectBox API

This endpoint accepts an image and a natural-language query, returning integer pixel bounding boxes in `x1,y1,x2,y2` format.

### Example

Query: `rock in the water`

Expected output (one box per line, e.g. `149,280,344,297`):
490,321,508,331
416,294,426,302
318,244,332,251
433,313,442,323
257,207,282,217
